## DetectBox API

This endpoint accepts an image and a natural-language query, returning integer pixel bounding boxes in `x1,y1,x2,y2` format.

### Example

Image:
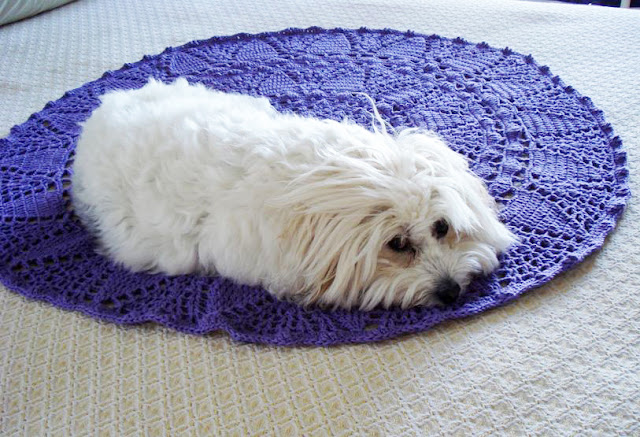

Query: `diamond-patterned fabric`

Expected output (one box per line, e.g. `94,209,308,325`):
1,0,638,434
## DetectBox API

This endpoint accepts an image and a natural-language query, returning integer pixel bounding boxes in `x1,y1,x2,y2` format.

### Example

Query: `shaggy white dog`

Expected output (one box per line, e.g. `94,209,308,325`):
72,78,516,310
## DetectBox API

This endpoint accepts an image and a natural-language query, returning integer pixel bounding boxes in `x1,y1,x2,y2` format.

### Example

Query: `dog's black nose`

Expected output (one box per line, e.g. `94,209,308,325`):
435,278,461,305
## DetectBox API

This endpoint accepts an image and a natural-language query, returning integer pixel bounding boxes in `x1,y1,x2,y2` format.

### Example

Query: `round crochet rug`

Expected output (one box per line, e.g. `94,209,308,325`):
0,28,630,346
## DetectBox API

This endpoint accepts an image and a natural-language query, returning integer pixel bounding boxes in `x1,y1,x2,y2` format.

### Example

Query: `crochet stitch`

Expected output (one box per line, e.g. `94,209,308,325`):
0,28,629,346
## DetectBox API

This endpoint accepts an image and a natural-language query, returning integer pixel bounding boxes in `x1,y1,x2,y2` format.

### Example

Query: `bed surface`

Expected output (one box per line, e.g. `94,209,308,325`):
1,0,638,434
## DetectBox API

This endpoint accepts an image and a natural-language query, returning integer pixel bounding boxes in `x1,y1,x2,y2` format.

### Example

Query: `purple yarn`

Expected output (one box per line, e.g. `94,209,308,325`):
0,28,630,346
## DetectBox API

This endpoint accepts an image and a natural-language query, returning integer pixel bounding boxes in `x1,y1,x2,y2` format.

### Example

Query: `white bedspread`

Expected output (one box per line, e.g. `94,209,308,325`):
1,0,638,434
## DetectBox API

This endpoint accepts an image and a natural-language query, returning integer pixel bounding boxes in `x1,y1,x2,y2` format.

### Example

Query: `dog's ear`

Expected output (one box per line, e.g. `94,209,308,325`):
278,209,381,309
270,160,394,308
266,147,413,308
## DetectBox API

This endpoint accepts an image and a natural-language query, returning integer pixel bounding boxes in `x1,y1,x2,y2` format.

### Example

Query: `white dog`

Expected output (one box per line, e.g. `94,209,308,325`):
72,78,516,310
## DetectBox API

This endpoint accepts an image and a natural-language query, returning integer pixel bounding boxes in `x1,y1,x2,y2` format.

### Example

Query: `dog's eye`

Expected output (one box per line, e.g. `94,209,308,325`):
432,219,449,239
387,235,413,253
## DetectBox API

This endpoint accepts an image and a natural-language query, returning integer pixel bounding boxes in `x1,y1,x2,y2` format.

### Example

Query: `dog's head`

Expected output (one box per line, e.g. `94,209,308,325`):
274,124,517,310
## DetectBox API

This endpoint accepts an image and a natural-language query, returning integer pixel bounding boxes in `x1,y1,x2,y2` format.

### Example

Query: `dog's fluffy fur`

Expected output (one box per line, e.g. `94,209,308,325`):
72,78,516,310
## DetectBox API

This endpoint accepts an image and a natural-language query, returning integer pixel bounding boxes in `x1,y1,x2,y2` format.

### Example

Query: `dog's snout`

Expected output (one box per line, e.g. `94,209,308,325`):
435,278,461,306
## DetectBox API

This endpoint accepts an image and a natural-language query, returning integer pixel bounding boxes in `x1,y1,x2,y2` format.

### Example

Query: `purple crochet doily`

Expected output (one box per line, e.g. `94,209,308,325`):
0,28,630,346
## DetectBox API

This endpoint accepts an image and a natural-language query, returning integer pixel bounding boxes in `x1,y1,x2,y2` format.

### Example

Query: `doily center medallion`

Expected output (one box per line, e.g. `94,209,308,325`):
0,28,629,345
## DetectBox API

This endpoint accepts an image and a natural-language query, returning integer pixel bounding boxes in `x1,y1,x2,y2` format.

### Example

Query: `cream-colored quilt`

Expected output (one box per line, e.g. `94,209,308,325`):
1,0,638,434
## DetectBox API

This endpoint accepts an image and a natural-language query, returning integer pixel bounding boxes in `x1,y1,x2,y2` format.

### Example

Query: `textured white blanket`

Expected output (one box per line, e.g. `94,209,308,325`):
1,0,638,434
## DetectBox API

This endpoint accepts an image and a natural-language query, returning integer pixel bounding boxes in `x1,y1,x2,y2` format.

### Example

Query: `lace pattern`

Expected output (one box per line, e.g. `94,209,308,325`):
0,28,629,345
